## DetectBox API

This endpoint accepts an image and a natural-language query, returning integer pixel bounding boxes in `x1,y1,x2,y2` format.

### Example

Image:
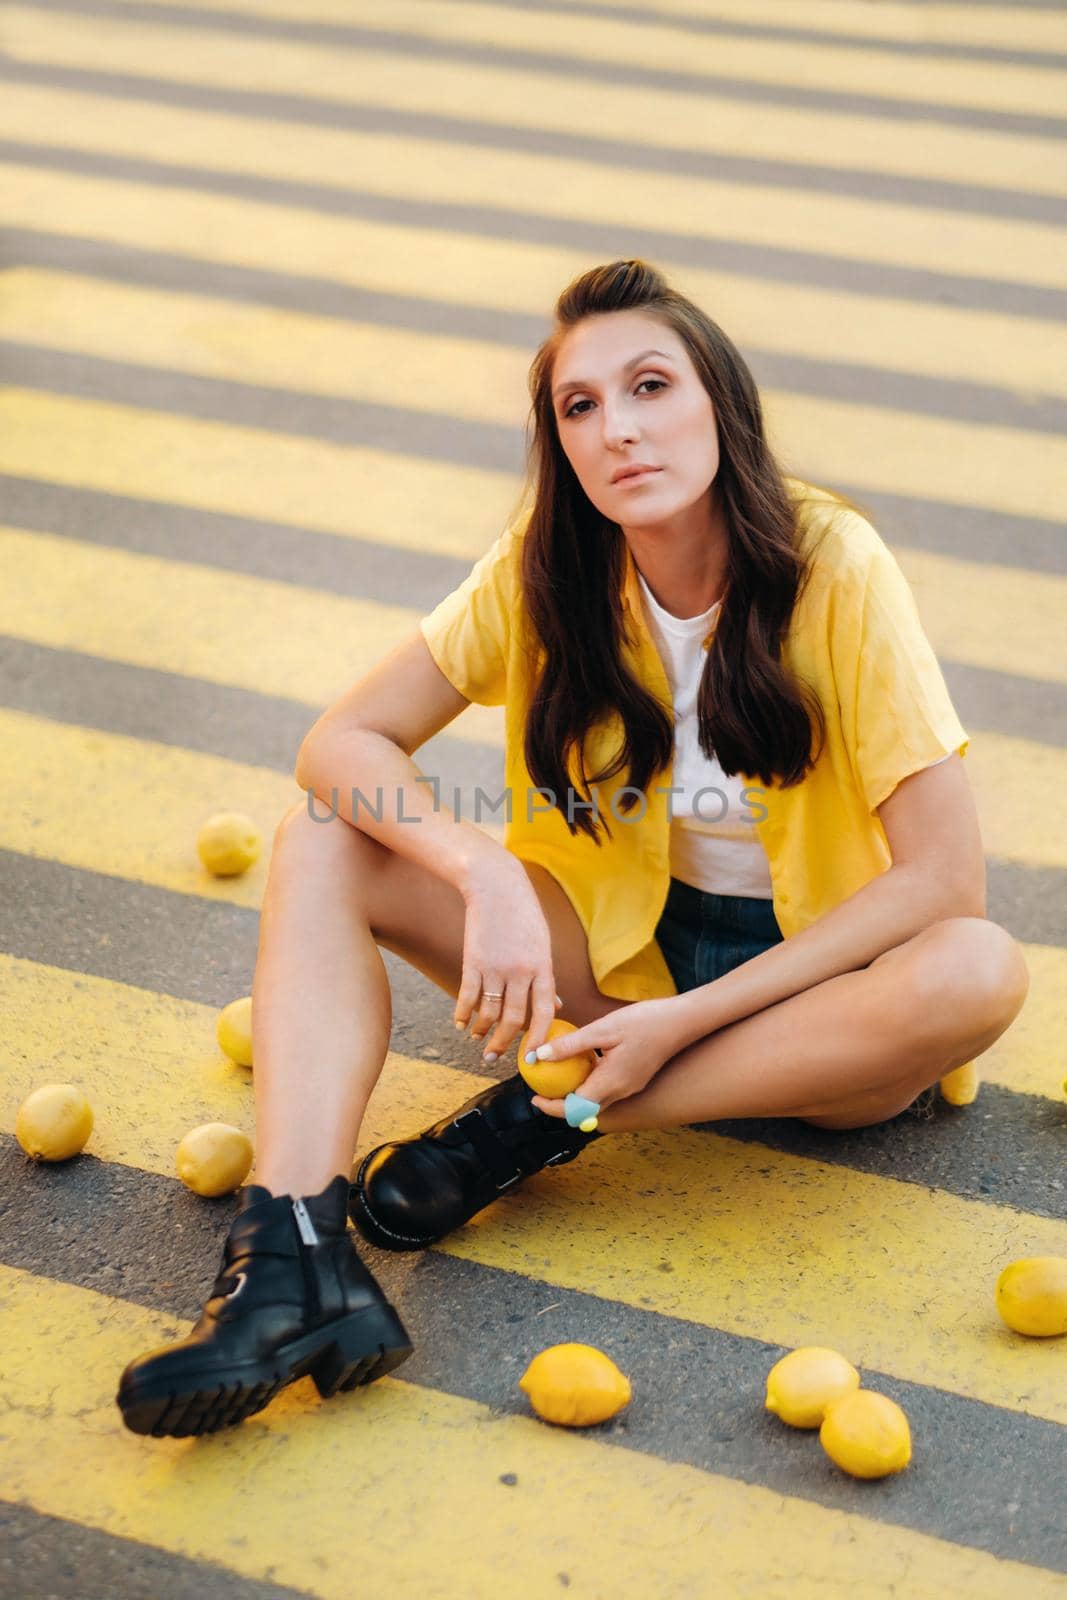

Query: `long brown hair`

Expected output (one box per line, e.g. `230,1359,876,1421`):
513,258,869,846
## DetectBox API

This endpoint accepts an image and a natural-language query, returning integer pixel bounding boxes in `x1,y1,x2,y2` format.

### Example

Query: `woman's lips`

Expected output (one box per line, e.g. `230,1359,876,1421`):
615,468,662,486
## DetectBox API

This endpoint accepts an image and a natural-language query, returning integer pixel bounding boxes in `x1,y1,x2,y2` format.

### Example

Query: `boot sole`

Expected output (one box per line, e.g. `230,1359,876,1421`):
117,1300,413,1438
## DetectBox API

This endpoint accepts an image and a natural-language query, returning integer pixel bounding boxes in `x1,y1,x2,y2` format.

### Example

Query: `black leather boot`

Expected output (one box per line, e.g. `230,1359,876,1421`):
350,1073,603,1252
117,1174,413,1437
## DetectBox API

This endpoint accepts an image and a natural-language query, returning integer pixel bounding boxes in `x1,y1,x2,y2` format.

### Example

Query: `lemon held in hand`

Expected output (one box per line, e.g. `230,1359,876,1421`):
176,1123,253,1197
217,995,254,1067
519,1342,632,1427
996,1256,1067,1337
518,1018,595,1099
197,812,262,877
16,1084,93,1161
765,1346,860,1429
819,1390,911,1479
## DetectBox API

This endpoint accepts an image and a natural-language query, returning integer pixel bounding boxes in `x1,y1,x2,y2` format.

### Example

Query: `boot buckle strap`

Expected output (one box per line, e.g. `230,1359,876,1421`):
452,1109,523,1191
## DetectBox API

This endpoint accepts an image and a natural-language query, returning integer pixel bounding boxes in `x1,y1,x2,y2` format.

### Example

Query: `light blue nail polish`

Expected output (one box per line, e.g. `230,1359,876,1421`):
483,1051,498,1064
524,1050,537,1064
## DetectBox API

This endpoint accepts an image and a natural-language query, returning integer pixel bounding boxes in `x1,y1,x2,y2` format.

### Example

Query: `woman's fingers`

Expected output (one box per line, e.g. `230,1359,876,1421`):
533,1022,601,1061
454,971,504,1034
481,974,558,1062
453,967,484,1031
468,978,508,1041
489,966,559,1056
454,968,564,1060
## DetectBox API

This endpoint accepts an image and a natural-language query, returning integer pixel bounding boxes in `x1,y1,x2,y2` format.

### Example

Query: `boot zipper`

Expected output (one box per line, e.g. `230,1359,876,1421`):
292,1199,321,1321
292,1198,319,1245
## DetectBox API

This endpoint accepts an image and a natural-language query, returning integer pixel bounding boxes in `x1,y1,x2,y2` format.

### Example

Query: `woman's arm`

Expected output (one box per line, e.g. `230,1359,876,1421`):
667,752,983,1053
295,631,515,896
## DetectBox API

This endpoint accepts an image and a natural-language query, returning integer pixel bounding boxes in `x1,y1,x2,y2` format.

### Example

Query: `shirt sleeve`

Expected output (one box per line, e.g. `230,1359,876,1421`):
417,519,522,708
830,532,970,815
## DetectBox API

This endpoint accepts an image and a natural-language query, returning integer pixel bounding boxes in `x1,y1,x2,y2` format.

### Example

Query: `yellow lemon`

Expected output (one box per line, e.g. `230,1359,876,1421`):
176,1123,253,1197
196,812,262,877
16,1083,93,1161
765,1346,860,1429
217,996,254,1067
939,1061,978,1106
995,1256,1067,1337
519,1342,631,1427
518,1019,595,1099
819,1390,911,1479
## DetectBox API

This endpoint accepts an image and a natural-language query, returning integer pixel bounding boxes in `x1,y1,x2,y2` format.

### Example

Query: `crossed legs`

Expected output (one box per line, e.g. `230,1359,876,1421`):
250,802,1029,1200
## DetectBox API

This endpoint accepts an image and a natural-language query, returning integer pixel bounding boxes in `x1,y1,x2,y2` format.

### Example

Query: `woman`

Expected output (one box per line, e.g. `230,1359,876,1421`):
117,259,1029,1438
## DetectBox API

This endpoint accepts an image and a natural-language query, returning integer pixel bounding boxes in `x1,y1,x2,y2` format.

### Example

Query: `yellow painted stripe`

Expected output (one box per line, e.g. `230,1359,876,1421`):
0,386,523,566
1,953,262,1171
0,517,1064,865
3,178,1064,453
4,1271,1062,1600
981,943,1067,1100
0,709,292,908
3,272,1065,684
3,355,1065,540
1,935,1059,1184
2,175,1062,406
575,0,1067,55
894,547,1067,687
0,709,505,905
962,731,1067,871
7,3,1067,209
9,0,1067,128
0,663,1061,878
440,1113,1067,1428
0,524,506,751
12,6,1062,203
1,117,1065,361
2,980,1065,1425
4,269,1067,539
759,388,1067,531
2,246,1067,467
229,0,1067,118
2,507,1063,715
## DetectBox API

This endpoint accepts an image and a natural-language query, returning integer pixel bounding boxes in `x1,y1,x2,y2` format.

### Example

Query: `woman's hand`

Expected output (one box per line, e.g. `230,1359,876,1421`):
525,999,684,1118
455,860,561,1062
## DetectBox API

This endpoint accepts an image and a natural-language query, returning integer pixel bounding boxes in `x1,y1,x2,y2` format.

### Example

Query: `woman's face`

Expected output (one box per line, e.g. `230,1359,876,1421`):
551,310,720,527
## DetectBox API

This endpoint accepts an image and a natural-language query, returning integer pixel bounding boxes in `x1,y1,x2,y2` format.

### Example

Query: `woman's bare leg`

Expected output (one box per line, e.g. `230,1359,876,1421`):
249,804,395,1196
248,805,625,1197
248,804,1027,1192
597,917,1029,1136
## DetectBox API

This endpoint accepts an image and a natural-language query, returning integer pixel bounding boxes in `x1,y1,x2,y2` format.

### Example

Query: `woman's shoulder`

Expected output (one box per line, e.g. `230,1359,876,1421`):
458,498,534,601
486,496,535,574
785,477,888,593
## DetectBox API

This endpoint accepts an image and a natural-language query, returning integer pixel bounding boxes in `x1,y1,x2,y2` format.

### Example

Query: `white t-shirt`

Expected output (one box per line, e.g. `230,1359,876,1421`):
635,566,952,900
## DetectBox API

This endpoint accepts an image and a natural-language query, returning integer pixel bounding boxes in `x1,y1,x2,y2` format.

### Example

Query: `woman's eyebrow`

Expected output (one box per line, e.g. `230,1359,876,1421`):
552,349,675,401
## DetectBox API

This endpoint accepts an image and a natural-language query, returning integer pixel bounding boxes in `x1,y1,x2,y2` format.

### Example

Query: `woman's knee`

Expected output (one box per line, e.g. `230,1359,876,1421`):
272,797,389,886
909,917,1029,1038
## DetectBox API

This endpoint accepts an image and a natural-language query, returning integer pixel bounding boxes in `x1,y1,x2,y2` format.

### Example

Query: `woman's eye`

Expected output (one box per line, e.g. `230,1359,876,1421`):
563,378,666,419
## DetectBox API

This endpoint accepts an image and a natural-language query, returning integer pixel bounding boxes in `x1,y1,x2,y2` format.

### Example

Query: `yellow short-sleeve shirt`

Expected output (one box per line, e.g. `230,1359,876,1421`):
419,480,969,1001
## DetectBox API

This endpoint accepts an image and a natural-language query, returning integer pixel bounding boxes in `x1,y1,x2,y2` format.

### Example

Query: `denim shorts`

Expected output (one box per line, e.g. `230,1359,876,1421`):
654,876,784,992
